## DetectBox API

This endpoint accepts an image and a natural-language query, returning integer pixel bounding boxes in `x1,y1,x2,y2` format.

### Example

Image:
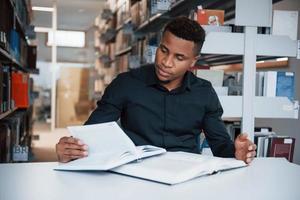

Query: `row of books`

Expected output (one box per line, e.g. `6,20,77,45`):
6,29,37,69
0,109,32,163
0,0,13,52
1,0,36,69
184,69,295,100
254,130,295,162
0,65,32,114
219,71,295,99
225,124,296,162
258,71,295,100
0,28,37,70
12,0,30,27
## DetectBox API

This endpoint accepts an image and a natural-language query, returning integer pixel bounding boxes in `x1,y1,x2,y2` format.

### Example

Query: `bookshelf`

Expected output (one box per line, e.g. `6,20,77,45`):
220,96,299,120
0,107,18,120
93,0,299,141
0,0,37,163
115,46,132,57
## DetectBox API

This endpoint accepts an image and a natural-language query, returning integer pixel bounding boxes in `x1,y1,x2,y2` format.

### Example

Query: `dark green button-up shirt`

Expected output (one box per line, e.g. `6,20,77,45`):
85,64,235,157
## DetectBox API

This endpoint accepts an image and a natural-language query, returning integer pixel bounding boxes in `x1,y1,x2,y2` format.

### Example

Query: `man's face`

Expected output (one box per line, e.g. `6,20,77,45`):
155,31,198,86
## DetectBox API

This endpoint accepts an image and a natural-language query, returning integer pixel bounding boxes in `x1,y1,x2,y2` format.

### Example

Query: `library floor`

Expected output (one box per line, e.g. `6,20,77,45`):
31,122,70,162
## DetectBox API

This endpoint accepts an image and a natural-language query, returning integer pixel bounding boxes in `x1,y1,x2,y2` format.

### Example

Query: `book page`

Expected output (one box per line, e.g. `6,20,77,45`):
55,122,138,170
136,145,167,159
111,151,246,185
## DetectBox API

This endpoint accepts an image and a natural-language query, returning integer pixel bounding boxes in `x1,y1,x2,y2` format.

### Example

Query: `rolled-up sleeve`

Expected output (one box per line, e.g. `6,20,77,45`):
202,87,235,157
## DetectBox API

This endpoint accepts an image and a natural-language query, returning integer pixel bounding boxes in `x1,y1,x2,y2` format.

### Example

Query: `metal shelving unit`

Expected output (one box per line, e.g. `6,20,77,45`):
134,0,285,67
132,0,298,141
115,46,132,57
0,47,39,74
209,0,299,140
220,96,299,120
135,0,282,34
1,0,38,75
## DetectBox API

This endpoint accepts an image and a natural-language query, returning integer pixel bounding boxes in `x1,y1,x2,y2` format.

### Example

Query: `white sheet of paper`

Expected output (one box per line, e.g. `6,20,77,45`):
68,122,137,156
55,122,139,170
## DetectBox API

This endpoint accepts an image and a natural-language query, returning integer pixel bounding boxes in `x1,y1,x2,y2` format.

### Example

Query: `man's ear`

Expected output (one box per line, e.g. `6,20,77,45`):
191,54,201,66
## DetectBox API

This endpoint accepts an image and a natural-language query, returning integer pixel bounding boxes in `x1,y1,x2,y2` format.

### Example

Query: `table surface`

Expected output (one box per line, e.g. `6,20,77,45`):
0,158,300,200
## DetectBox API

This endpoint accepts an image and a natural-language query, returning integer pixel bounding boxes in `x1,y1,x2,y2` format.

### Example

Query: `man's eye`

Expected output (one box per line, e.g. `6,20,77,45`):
176,56,184,61
160,47,167,53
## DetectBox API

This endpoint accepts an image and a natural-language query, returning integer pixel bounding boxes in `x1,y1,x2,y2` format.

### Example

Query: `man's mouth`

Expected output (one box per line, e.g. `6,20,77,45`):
156,65,171,78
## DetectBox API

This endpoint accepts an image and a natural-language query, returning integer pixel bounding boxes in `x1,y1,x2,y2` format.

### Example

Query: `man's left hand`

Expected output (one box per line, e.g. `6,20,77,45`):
234,133,257,164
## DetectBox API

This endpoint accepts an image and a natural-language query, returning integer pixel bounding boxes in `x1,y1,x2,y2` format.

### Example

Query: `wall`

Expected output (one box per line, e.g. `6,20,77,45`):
32,25,96,89
31,61,92,89
35,26,96,63
255,0,300,164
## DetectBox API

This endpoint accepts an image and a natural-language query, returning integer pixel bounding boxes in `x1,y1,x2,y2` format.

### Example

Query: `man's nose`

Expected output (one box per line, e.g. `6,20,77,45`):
162,55,174,68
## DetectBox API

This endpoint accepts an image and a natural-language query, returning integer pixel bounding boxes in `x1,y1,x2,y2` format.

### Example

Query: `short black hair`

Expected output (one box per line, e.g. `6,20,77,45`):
162,16,206,55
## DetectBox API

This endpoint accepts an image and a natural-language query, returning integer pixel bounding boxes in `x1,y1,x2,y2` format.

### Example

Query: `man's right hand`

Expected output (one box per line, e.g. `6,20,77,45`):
56,137,88,163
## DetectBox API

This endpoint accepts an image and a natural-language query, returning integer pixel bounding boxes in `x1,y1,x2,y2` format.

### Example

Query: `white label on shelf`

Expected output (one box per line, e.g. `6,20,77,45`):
297,40,300,59
13,145,29,162
282,105,293,111
285,72,294,76
261,128,269,133
284,139,293,144
157,0,171,11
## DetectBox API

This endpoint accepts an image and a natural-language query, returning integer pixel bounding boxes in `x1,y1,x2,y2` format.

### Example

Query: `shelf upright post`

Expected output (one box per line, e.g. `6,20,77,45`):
242,26,257,140
51,1,58,131
235,0,272,140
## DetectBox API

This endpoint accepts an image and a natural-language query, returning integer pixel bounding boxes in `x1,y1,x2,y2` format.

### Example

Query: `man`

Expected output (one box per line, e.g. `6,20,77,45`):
56,17,256,163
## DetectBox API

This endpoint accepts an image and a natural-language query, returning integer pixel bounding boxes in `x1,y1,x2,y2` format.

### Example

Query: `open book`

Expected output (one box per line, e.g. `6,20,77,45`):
54,122,246,185
111,151,247,185
54,121,166,171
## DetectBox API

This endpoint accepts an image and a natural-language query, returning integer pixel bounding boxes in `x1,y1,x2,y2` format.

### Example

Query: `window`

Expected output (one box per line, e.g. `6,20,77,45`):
47,30,85,48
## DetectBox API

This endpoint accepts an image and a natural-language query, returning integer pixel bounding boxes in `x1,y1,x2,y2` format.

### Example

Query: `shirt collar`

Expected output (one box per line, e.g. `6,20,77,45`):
145,64,192,92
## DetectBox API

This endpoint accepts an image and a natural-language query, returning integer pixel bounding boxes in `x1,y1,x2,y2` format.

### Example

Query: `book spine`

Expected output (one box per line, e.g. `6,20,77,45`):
263,71,277,97
268,137,295,162
0,65,3,114
276,72,295,100
0,124,12,163
11,72,29,108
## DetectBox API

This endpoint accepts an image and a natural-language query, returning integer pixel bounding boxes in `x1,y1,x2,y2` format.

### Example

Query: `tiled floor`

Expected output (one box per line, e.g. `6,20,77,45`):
31,122,70,162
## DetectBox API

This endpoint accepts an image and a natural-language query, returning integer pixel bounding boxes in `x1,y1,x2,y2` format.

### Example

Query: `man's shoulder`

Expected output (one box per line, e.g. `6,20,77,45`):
113,64,153,84
129,64,154,82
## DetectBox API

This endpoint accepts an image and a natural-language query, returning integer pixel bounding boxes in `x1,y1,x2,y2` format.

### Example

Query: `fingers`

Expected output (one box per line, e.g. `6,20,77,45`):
237,133,248,141
64,143,88,150
56,136,89,163
246,151,256,164
248,143,257,151
59,136,84,145
235,134,257,164
246,151,256,159
246,157,254,164
244,145,256,164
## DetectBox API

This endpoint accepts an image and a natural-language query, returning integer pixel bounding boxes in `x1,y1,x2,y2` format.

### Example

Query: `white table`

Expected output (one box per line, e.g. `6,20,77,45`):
0,158,300,200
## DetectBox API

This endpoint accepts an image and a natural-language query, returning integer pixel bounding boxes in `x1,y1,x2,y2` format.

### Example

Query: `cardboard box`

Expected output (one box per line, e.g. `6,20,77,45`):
56,67,92,128
115,30,123,52
140,0,148,23
131,2,140,27
197,9,224,25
